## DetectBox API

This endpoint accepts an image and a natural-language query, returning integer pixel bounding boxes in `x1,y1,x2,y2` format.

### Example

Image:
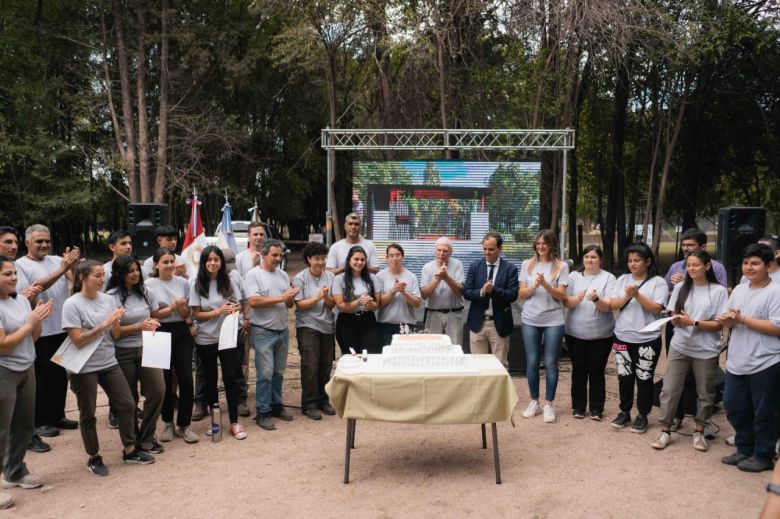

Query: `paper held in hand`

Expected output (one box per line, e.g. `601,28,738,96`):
639,316,674,333
51,336,102,374
142,331,172,369
218,312,239,350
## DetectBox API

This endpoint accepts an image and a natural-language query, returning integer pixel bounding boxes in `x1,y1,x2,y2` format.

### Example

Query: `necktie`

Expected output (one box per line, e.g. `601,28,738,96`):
487,263,495,283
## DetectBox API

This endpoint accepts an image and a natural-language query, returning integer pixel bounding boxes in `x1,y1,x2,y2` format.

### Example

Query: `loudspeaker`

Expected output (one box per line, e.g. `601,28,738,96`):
717,207,765,286
128,203,168,259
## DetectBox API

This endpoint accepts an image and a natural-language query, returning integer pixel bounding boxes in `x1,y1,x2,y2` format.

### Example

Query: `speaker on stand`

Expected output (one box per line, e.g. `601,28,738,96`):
128,203,168,259
716,207,766,286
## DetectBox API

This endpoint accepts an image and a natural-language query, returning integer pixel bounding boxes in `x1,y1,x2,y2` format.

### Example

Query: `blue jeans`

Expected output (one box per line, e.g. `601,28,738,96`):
724,362,780,462
522,324,565,401
251,326,289,415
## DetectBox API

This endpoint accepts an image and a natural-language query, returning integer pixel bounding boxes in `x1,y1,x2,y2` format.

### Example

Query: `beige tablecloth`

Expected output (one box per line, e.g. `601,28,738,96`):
325,354,518,424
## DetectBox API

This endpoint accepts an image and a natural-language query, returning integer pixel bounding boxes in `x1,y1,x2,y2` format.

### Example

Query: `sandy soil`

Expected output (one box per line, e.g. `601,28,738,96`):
7,257,770,518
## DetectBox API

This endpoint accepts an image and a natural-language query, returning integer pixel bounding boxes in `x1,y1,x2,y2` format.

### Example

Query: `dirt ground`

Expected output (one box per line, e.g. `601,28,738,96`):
7,253,772,518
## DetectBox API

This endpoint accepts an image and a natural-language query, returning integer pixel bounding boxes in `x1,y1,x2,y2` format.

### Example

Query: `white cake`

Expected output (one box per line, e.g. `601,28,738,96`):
382,333,465,370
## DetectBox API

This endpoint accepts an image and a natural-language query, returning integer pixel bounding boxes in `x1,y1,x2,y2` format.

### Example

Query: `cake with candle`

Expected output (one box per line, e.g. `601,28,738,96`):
381,333,465,370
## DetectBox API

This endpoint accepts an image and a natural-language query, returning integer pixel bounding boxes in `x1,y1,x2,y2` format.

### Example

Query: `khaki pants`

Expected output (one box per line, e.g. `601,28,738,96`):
658,347,718,427
424,310,463,346
469,320,510,368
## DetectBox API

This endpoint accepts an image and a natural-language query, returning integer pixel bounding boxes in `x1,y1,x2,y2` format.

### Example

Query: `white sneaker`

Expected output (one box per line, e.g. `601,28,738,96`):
693,432,708,452
159,422,175,442
650,431,671,450
522,401,540,419
543,403,556,423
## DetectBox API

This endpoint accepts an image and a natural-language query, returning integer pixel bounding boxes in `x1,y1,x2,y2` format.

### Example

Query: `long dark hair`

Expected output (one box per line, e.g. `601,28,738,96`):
577,245,603,273
73,260,102,294
196,246,232,299
343,246,375,301
106,255,150,306
674,250,718,313
624,242,658,278
149,247,176,278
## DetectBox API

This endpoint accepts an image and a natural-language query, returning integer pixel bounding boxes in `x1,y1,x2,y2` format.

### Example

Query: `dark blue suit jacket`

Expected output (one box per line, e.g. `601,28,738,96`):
463,258,519,337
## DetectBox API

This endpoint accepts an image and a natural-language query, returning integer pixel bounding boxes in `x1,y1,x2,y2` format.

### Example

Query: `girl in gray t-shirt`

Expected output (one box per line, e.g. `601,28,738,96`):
377,244,422,347
0,255,53,490
105,255,165,452
189,246,246,440
64,260,154,474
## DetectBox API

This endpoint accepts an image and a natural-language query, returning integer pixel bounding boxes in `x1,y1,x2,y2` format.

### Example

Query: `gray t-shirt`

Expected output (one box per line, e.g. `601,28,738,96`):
377,268,421,324
244,267,291,331
293,269,336,335
726,281,780,375
15,255,68,337
565,270,616,340
611,275,669,344
103,260,114,289
189,278,242,345
107,288,160,349
326,239,378,272
421,258,464,310
144,276,190,323
519,260,570,327
0,296,36,371
667,283,729,359
332,273,380,313
236,250,261,278
229,270,246,302
61,292,118,373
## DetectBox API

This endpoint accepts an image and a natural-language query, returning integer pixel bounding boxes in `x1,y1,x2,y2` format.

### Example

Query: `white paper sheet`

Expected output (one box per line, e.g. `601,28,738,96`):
218,312,240,350
51,336,101,374
142,331,172,369
639,316,674,333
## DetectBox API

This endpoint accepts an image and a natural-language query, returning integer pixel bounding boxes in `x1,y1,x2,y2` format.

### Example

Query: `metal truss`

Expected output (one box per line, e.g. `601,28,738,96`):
321,128,575,151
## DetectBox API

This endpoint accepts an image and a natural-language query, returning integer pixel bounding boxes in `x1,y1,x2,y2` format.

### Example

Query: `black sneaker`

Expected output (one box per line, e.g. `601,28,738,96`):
319,402,336,416
590,413,603,422
572,410,586,419
629,414,649,434
138,439,164,454
36,425,59,438
87,455,109,477
610,411,631,429
255,414,276,431
721,452,749,466
28,434,51,453
303,408,322,421
271,406,293,421
122,448,155,465
737,456,773,473
107,411,118,429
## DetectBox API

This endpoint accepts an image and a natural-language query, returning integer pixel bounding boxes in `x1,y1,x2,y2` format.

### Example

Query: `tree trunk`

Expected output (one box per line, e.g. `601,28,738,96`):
652,95,687,257
112,0,139,202
326,49,342,241
153,0,169,203
136,0,151,202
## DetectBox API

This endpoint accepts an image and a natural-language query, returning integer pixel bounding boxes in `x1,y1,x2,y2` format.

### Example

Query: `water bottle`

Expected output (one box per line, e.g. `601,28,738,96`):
210,404,222,442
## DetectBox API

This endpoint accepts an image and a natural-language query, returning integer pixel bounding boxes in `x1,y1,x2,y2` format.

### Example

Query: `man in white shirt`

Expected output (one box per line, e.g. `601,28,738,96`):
103,230,133,289
236,222,266,277
421,237,464,345
326,213,379,275
15,224,81,451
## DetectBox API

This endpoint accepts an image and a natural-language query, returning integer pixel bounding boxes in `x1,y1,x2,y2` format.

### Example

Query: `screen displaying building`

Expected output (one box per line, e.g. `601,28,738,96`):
352,160,541,278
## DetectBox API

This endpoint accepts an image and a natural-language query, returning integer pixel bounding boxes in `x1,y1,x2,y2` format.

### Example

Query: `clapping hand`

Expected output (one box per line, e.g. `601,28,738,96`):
624,284,639,298
672,311,694,327
62,246,81,269
717,308,742,328
27,300,53,325
586,290,599,302
103,306,125,327
21,285,43,301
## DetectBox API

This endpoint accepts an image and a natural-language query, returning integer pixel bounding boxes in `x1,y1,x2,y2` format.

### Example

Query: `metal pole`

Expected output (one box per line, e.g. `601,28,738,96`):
325,128,333,247
560,146,568,258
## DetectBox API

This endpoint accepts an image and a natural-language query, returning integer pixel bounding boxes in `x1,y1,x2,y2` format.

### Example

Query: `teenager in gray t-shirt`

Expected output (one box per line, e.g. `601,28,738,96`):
64,261,154,471
377,244,421,346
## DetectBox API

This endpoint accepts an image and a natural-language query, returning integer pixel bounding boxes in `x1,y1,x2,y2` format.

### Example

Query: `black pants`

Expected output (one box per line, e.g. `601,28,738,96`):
613,336,662,416
297,327,335,410
160,321,194,427
566,335,613,415
34,332,68,427
336,312,381,354
198,343,241,423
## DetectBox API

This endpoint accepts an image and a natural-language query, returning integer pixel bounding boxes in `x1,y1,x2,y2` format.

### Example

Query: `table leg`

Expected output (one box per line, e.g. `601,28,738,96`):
350,419,356,449
481,423,487,449
491,423,501,484
344,418,354,484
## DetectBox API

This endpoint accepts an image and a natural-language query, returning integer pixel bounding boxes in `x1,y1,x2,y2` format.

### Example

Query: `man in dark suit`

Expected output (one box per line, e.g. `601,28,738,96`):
464,232,519,368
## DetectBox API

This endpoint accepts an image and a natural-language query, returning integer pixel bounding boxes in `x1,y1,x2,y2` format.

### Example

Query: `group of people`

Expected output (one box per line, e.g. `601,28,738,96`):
0,216,778,508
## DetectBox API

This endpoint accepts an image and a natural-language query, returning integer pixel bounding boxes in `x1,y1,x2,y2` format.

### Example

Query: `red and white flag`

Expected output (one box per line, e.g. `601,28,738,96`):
181,193,207,274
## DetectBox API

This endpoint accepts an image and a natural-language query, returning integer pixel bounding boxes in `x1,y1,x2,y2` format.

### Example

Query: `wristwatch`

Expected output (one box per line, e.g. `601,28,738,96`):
767,483,780,496
592,295,600,302
694,321,699,328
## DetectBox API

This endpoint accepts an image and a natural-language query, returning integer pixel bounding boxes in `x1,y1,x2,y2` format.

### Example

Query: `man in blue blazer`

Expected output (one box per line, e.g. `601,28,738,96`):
464,232,519,368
